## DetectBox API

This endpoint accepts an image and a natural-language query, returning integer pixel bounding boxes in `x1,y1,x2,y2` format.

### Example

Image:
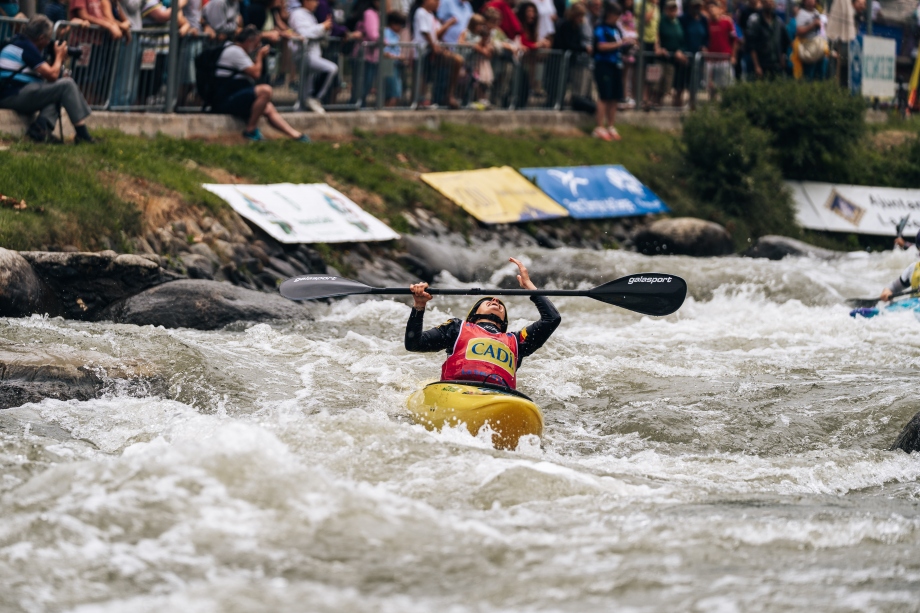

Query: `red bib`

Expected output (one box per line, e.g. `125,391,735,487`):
441,322,519,389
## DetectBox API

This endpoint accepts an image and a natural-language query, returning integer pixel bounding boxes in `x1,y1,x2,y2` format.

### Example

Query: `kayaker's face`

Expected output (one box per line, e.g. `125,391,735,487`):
476,298,506,318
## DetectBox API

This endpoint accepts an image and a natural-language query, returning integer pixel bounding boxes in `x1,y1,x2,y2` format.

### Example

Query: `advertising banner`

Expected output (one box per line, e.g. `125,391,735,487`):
518,165,669,219
420,166,570,224
788,180,920,237
849,35,896,99
202,183,400,244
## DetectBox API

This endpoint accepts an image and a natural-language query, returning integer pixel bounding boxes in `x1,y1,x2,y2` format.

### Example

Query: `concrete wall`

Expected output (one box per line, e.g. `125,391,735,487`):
0,108,685,140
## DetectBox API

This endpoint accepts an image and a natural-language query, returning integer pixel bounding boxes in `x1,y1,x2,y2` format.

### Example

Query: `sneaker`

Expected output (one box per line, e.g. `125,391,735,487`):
592,126,612,141
242,128,264,142
296,134,311,143
608,127,622,141
306,97,326,114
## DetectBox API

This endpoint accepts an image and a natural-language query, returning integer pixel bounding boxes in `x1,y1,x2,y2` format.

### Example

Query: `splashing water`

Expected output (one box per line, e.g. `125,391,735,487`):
2,247,920,613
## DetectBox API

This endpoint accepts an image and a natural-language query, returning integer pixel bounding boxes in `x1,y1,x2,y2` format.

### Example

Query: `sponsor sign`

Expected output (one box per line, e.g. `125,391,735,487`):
202,183,399,244
465,338,516,377
850,35,896,99
420,166,569,224
518,165,669,219
788,181,920,236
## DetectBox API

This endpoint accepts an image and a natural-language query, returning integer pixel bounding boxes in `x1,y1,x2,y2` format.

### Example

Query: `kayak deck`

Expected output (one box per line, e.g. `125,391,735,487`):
406,380,544,450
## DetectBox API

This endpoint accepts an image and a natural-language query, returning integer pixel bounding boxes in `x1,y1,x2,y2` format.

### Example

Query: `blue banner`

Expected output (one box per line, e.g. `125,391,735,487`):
518,165,669,219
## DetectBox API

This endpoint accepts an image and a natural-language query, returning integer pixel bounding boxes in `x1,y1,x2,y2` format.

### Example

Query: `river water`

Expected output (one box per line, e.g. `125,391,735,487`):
2,247,920,613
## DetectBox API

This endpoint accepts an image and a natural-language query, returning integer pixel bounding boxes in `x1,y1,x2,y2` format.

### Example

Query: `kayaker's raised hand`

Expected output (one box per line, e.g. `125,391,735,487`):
410,282,432,310
510,257,536,290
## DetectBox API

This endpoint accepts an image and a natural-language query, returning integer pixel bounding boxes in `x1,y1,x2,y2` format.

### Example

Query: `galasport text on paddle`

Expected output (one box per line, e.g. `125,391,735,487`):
279,273,689,317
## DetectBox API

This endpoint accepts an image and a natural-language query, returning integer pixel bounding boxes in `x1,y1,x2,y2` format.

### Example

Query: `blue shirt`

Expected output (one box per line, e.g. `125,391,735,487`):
0,35,45,99
384,27,401,57
436,0,473,44
593,24,623,64
679,14,709,53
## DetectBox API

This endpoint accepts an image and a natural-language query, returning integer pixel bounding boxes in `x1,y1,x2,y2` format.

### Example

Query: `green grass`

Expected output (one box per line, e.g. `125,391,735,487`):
0,123,690,251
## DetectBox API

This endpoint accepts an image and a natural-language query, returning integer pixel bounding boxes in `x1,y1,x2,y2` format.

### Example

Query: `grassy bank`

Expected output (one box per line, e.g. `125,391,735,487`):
1,100,918,253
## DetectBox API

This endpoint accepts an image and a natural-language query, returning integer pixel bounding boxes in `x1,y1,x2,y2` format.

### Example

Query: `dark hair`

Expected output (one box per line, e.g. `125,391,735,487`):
24,15,53,41
387,11,407,26
235,24,261,43
515,1,538,41
602,1,622,17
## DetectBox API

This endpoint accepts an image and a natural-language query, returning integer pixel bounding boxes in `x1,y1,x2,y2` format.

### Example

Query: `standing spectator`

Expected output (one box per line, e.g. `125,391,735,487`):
678,0,707,102
289,0,338,112
183,0,202,33
70,0,128,39
213,25,310,140
353,0,383,105
0,16,96,144
203,0,243,37
516,1,548,48
437,0,473,42
618,0,637,107
794,0,825,80
592,1,631,140
634,0,660,109
462,13,494,105
746,0,788,79
705,0,735,96
383,11,407,105
412,0,462,107
582,0,600,51
549,1,586,105
736,0,759,77
484,0,522,41
658,0,687,106
531,0,555,42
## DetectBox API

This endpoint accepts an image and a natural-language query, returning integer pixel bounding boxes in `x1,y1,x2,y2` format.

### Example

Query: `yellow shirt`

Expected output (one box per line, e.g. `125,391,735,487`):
634,0,660,44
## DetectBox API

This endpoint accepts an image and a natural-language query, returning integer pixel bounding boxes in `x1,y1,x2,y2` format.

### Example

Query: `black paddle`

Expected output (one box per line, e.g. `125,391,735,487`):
279,273,688,317
846,288,917,309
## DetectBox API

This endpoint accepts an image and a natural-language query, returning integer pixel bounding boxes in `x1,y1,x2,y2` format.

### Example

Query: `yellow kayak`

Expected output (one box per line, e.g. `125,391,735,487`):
406,380,544,450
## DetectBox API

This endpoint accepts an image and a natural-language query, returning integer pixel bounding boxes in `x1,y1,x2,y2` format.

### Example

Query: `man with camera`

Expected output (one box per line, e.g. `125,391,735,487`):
0,16,95,144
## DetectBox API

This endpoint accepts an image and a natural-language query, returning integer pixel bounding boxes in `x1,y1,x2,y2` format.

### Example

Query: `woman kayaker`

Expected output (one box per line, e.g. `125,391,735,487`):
881,230,920,301
405,257,561,390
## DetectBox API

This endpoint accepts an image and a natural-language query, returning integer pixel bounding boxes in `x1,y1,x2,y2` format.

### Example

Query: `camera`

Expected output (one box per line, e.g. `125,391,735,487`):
45,41,83,61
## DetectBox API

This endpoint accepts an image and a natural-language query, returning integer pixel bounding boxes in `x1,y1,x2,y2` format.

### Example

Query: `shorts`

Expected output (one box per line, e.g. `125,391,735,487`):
705,59,733,89
594,61,623,102
213,86,256,119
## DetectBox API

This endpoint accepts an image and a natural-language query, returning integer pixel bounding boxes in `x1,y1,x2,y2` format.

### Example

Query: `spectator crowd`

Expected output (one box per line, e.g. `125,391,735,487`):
0,0,902,142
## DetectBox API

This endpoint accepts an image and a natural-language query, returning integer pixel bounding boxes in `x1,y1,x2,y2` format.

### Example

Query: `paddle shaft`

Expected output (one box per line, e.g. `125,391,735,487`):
369,288,596,297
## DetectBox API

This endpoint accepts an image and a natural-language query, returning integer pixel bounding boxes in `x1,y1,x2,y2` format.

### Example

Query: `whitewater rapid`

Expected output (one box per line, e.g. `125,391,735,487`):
2,247,920,612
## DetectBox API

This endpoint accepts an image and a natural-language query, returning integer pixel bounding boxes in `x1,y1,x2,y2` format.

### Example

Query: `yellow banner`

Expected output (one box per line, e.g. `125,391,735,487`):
421,166,570,224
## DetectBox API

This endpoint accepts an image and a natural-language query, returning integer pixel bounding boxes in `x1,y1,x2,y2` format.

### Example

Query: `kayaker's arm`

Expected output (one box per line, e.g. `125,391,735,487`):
516,296,561,360
405,309,463,352
882,263,917,300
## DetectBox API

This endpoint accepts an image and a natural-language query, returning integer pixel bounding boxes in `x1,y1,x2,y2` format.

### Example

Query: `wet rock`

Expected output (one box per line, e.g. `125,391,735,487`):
0,248,61,317
267,256,300,279
632,218,734,257
19,251,180,320
401,235,475,282
180,253,216,280
743,235,843,261
891,409,920,453
100,279,311,330
0,344,162,409
188,241,220,265
290,246,327,274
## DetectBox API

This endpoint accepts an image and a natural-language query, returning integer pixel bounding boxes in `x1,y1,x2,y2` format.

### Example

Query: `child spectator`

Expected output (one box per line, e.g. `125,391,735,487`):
462,13,494,106
657,0,687,106
289,0,339,113
383,12,407,105
592,1,632,141
618,0,637,106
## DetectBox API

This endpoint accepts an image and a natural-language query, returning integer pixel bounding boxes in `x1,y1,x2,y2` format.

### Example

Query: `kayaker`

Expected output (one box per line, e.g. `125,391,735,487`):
405,257,561,390
881,230,920,300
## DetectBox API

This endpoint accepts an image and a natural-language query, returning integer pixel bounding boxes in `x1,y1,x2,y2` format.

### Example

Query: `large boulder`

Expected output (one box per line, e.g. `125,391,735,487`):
0,343,162,409
19,251,180,320
892,409,920,454
99,279,311,330
0,248,60,317
632,218,734,257
743,235,843,261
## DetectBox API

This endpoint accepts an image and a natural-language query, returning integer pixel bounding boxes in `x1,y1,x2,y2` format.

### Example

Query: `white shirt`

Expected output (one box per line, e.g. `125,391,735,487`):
413,6,436,49
289,7,326,56
216,44,253,78
532,0,556,40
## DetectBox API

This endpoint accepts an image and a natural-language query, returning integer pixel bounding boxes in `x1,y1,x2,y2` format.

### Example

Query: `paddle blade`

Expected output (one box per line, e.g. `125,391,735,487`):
588,273,688,316
845,297,880,308
279,275,374,301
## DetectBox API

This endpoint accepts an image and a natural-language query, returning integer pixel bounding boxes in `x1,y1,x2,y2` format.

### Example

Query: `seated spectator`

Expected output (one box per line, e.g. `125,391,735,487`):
658,0,687,106
213,25,310,141
71,0,129,40
383,11,407,105
289,0,339,113
203,0,243,39
0,16,96,144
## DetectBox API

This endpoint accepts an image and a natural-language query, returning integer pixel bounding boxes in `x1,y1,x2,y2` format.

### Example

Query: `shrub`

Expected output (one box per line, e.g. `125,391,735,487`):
719,81,866,180
681,105,799,246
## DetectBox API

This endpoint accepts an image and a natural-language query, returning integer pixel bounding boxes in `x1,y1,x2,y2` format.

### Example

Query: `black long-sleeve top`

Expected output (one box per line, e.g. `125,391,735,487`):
404,296,561,368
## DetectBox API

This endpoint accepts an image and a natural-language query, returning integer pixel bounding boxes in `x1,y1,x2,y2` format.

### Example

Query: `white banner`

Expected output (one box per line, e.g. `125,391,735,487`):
788,180,920,237
202,183,399,244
